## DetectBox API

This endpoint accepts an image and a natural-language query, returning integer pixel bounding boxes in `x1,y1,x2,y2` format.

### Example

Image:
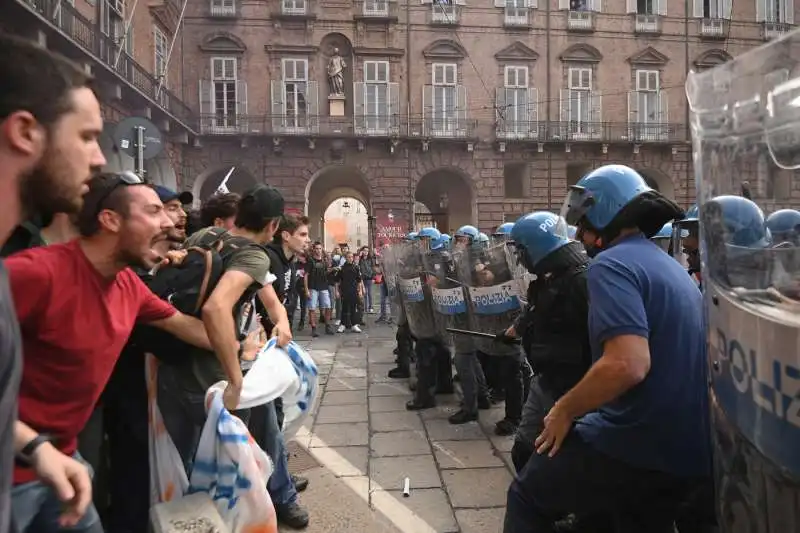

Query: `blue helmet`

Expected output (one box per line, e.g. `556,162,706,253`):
476,232,489,243
561,164,652,231
766,209,800,236
417,226,441,240
652,222,673,240
567,225,577,239
511,211,571,269
431,233,450,250
454,225,479,242
406,231,419,241
493,222,515,236
706,195,772,248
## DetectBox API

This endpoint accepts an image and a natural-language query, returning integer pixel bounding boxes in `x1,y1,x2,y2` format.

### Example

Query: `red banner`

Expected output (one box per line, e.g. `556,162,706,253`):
375,210,408,245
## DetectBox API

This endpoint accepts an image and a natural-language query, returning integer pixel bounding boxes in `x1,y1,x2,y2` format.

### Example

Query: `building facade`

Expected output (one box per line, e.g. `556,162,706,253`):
3,0,798,238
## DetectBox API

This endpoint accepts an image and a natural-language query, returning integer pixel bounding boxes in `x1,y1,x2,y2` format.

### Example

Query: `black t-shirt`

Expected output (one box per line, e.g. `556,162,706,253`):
306,257,329,291
338,263,362,294
0,263,22,533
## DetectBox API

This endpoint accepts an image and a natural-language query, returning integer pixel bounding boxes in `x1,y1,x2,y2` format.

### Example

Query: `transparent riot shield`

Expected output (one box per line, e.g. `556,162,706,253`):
397,241,437,340
461,243,524,356
424,248,472,353
380,244,402,319
503,241,535,306
686,33,800,532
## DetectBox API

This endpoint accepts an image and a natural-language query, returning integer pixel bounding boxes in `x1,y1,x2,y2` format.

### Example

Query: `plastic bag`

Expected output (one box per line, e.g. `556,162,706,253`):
189,390,278,533
146,354,189,504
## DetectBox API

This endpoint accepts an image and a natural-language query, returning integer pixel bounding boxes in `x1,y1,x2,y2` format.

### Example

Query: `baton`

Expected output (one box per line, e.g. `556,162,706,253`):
446,327,521,345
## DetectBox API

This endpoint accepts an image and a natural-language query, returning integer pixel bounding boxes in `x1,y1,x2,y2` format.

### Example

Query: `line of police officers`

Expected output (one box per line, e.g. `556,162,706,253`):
378,162,756,532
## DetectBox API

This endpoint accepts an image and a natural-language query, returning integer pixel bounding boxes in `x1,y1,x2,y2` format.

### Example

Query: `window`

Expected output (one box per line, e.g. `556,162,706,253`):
505,0,529,25
634,69,660,124
498,66,534,137
432,63,457,132
432,0,458,23
153,26,168,85
212,57,237,127
758,0,793,23
282,0,307,15
283,58,309,128
567,67,591,125
364,61,389,131
503,163,527,198
637,0,654,14
702,0,724,17
210,0,235,15
101,0,128,54
363,0,388,15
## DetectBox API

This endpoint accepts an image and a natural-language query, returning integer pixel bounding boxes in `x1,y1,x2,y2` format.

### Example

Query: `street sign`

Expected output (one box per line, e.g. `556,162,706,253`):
114,116,164,160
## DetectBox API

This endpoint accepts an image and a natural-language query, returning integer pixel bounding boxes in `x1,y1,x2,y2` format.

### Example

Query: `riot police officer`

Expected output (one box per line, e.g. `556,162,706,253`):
766,208,800,246
453,225,479,251
505,164,707,533
387,232,418,379
506,212,592,472
673,204,701,284
651,222,674,253
492,222,515,242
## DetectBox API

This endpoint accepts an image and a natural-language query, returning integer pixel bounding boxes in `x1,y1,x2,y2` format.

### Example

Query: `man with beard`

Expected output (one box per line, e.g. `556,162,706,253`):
0,32,107,533
101,184,193,533
5,174,253,533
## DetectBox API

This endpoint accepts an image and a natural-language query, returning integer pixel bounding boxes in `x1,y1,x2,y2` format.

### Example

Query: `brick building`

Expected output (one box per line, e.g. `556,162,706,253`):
3,0,798,239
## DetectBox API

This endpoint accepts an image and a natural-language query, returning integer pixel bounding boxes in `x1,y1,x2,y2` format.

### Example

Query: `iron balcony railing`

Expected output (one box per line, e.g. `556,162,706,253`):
542,121,686,143
17,0,197,130
198,114,405,137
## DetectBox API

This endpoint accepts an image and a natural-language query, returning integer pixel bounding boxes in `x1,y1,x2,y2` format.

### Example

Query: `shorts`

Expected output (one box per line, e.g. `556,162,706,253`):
308,288,332,310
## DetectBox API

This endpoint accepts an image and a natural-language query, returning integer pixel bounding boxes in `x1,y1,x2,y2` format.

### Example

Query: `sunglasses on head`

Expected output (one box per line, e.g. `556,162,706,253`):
92,171,144,218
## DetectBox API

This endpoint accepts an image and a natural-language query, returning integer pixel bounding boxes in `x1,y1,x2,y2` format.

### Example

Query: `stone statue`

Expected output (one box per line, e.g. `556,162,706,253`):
327,47,346,97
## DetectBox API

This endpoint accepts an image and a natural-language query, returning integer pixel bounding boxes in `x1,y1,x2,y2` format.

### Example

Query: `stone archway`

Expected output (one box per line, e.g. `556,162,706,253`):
305,165,371,244
637,167,675,200
193,166,259,205
415,168,475,234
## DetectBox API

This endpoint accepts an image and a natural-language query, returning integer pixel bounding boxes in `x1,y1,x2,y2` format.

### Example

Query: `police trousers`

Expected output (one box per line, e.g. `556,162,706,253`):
453,351,488,414
504,432,704,533
413,338,453,404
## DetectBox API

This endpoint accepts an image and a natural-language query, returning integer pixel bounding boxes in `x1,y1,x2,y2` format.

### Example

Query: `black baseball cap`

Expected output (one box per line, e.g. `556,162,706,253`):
154,185,193,205
243,184,284,218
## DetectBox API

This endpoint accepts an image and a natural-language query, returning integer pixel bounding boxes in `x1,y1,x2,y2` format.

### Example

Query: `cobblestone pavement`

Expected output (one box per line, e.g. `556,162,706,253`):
282,321,514,533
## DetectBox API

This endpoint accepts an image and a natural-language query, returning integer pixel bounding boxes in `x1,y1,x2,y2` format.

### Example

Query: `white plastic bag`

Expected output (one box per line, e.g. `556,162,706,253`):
189,390,278,533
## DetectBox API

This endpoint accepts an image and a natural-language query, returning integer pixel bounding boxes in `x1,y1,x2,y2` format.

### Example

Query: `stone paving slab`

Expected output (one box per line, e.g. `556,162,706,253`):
286,324,515,532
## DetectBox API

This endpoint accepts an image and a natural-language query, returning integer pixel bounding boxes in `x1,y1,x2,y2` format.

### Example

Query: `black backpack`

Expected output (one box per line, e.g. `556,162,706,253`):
141,231,265,365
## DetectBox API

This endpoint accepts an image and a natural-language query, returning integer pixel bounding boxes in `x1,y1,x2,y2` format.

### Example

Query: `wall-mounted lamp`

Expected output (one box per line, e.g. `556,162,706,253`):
439,193,449,210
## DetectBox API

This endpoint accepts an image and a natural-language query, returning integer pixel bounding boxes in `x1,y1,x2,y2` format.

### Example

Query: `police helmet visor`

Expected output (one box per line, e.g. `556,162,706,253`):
559,186,595,227
651,237,671,253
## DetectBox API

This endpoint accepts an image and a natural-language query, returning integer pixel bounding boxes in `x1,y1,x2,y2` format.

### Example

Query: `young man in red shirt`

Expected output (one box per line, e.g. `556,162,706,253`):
5,174,248,533
0,32,108,533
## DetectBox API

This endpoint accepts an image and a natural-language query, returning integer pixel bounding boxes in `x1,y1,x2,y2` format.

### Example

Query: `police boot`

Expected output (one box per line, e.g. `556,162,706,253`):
434,343,454,394
407,341,436,410
448,409,478,424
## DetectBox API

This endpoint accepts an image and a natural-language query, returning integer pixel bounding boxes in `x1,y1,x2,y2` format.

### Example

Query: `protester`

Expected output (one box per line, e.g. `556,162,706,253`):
200,191,240,229
0,32,107,533
336,251,364,333
304,242,334,337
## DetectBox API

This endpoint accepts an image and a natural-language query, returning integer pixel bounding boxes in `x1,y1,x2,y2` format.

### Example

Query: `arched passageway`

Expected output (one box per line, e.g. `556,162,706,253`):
322,198,369,250
305,165,372,245
414,168,475,234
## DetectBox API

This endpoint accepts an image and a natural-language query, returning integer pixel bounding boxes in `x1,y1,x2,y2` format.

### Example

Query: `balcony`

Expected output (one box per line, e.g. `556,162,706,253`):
412,117,477,139
353,0,398,22
12,0,196,132
699,17,727,38
540,122,685,143
763,21,792,40
199,114,254,135
567,10,595,32
274,0,316,19
628,90,669,141
496,88,539,140
634,13,661,34
209,0,237,17
504,6,530,27
558,89,602,141
354,81,401,135
429,3,461,25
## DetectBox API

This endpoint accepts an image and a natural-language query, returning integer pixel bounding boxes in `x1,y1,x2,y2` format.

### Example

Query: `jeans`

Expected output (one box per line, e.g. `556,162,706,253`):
12,454,103,533
331,285,341,319
379,284,390,318
249,402,297,506
504,432,700,533
362,279,373,310
157,364,250,475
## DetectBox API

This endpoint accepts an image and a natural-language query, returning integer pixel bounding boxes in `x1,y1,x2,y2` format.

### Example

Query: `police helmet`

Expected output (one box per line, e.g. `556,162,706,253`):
705,195,772,248
454,225,479,242
417,226,442,240
567,225,577,239
406,231,419,241
476,232,489,244
511,211,571,270
766,209,800,241
431,233,450,251
653,222,673,240
561,164,652,232
493,222,515,237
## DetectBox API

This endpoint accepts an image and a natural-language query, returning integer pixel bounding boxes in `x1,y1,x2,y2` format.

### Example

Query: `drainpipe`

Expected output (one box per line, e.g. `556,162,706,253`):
545,1,552,209
405,0,414,231
684,0,691,208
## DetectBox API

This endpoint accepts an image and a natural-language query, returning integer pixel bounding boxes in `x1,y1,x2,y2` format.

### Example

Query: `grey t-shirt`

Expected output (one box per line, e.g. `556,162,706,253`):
0,263,22,533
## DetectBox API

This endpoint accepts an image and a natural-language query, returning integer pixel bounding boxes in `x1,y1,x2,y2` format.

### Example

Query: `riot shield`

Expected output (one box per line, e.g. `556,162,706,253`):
686,35,800,533
397,241,437,340
461,243,523,356
423,248,472,353
503,242,535,306
379,244,402,320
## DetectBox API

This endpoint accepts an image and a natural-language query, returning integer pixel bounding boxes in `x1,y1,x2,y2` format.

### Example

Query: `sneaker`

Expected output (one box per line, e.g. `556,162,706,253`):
375,316,386,324
311,327,318,338
352,325,362,333
291,474,309,492
275,501,309,529
335,319,341,326
368,307,374,313
325,324,334,335
337,324,346,333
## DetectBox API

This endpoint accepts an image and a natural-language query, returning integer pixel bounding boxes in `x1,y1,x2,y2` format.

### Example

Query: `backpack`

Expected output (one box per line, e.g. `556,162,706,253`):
143,231,266,366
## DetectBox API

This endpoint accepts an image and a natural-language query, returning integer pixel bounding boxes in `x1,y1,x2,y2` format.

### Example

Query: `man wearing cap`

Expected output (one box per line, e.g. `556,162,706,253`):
152,186,193,250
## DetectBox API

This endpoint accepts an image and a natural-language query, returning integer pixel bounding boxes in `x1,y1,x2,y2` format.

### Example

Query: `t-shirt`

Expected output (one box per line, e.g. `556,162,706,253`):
306,257,329,291
6,240,177,485
338,263,362,294
576,234,711,478
180,229,271,392
0,263,21,533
